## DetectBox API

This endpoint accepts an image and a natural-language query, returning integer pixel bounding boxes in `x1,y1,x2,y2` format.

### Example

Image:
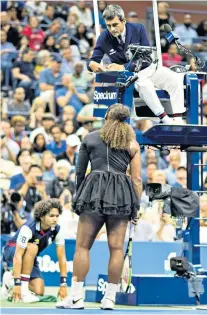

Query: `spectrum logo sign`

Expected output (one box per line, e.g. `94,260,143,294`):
94,87,117,105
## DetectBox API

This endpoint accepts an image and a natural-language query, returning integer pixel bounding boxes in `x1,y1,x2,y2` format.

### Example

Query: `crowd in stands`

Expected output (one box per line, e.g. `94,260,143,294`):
0,1,206,244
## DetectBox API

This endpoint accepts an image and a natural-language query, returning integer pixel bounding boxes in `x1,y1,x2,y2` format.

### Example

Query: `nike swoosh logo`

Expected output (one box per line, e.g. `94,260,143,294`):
72,298,82,304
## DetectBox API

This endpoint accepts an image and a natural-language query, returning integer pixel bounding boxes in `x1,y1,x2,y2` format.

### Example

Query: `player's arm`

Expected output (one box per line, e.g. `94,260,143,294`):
129,140,142,200
75,139,90,191
55,229,68,299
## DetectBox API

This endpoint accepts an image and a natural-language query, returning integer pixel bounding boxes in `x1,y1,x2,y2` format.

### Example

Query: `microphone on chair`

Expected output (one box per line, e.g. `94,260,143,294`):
164,24,205,70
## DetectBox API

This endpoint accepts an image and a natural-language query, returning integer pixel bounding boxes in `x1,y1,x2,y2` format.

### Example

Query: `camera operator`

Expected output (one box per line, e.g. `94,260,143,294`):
46,160,75,198
17,164,48,213
1,191,32,237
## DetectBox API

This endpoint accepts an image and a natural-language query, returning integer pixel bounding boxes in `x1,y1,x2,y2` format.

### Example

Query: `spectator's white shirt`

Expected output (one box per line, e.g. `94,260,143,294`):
69,5,93,28
1,138,20,161
58,209,79,239
174,25,198,46
26,1,47,16
133,219,155,241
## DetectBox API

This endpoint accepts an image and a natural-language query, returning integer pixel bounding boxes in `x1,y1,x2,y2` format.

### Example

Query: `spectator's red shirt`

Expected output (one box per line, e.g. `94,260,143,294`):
22,27,45,51
162,53,182,68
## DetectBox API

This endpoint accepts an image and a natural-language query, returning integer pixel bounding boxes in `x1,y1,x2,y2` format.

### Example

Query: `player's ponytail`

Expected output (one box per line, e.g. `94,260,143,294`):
100,103,135,150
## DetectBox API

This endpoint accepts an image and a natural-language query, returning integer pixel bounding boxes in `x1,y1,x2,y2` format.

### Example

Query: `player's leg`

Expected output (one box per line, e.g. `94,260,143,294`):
2,246,16,298
135,79,172,124
150,66,185,121
56,211,105,309
101,216,129,310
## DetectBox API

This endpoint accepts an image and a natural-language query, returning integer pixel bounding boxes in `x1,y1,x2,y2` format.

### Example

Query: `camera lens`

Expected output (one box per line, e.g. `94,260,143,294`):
10,192,21,203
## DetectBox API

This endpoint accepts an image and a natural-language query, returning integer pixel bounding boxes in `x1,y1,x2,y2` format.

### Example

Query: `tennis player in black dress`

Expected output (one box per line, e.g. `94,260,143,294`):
56,103,142,310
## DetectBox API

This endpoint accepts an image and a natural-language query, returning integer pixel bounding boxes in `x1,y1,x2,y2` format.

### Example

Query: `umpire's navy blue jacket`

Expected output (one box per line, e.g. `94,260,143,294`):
88,22,150,72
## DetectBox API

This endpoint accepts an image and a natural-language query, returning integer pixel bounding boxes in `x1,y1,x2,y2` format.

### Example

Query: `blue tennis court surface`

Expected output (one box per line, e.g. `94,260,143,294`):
1,307,207,315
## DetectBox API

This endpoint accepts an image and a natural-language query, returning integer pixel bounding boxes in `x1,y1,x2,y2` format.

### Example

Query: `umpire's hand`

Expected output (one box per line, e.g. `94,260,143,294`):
106,63,125,71
89,61,105,73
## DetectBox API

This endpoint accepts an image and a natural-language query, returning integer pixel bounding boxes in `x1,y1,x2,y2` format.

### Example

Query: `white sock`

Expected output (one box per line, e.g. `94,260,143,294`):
70,279,84,299
104,283,118,302
21,274,30,293
161,115,173,124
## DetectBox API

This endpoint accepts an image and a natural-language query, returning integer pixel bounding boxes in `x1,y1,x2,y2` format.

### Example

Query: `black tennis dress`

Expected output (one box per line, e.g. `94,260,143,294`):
73,130,140,219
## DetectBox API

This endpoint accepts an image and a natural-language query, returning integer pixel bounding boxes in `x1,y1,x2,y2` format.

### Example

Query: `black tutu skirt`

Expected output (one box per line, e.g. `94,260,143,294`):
73,171,140,219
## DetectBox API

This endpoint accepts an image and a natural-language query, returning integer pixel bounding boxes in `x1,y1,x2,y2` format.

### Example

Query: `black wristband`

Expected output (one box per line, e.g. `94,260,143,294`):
60,276,67,286
14,278,21,286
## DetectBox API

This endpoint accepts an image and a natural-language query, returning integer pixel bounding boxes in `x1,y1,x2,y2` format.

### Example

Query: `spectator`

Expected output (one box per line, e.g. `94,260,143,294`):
1,30,17,85
151,2,176,52
58,36,80,60
7,6,21,30
32,133,47,156
71,61,89,91
76,103,107,129
17,164,48,213
19,7,30,28
34,50,51,79
70,1,93,28
66,12,79,36
56,134,80,166
62,106,76,123
142,162,158,188
45,18,65,43
3,87,30,118
152,170,167,185
197,20,207,38
25,0,47,16
42,150,56,185
174,166,187,188
56,74,89,114
46,125,66,156
0,130,20,163
0,11,20,47
74,23,94,57
10,116,27,145
40,4,55,31
10,155,32,190
61,47,77,74
62,119,77,138
21,16,45,51
165,150,181,185
17,35,30,57
29,97,46,130
54,3,69,21
142,148,168,170
20,136,32,151
174,14,198,47
12,48,37,101
30,113,55,144
162,43,182,68
58,189,79,239
127,11,138,24
46,159,73,198
39,54,65,113
43,35,59,53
